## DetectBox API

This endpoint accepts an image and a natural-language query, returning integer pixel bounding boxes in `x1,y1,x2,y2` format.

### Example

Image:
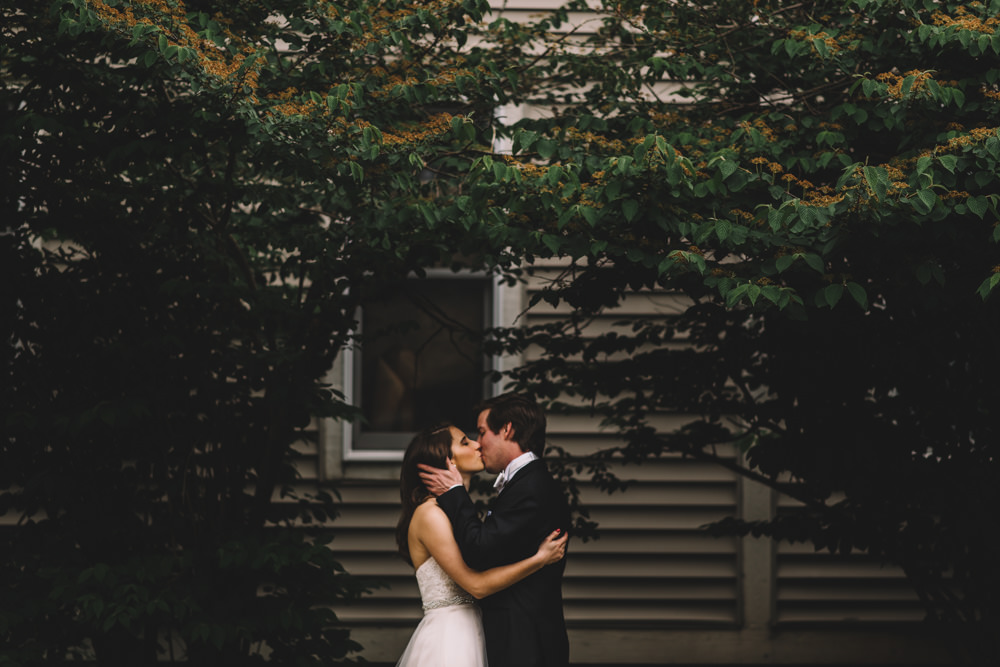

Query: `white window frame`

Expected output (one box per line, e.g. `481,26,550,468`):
319,103,526,473
336,269,513,463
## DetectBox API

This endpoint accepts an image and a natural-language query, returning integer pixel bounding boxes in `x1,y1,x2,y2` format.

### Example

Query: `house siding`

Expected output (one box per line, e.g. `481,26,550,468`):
307,267,947,664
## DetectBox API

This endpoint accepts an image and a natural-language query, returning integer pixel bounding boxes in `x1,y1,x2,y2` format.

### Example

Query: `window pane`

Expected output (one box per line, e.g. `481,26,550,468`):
357,278,487,449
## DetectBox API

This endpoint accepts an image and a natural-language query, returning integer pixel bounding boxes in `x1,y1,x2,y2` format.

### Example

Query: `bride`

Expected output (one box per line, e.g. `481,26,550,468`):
394,423,567,667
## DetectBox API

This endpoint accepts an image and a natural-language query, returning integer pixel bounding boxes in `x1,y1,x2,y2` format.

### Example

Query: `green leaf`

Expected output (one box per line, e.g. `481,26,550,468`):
968,196,988,218
622,199,639,222
846,282,868,310
901,74,916,96
938,154,959,173
715,218,732,242
803,253,825,274
579,205,599,226
986,136,1000,160
776,254,796,273
759,285,779,305
725,169,749,191
916,262,934,284
536,139,556,159
951,87,965,108
541,234,561,254
862,166,888,201
976,272,1000,299
546,165,564,186
767,207,786,231
913,188,937,214
823,283,844,308
726,283,749,308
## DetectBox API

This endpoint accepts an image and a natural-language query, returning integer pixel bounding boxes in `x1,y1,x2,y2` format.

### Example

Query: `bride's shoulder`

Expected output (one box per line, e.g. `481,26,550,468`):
411,497,447,526
412,497,441,517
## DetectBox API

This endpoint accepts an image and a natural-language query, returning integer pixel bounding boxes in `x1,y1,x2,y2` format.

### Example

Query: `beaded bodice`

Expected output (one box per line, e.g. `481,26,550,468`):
415,557,476,611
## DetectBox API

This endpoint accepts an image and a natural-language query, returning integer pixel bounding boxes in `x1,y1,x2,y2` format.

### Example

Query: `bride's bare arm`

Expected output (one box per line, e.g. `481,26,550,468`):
412,502,567,599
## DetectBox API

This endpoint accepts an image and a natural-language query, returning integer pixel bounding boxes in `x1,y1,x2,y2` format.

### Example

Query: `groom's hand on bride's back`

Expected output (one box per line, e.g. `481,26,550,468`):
418,460,463,496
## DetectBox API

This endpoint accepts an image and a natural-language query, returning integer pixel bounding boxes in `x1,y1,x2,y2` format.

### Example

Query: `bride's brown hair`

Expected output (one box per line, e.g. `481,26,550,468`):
395,423,454,566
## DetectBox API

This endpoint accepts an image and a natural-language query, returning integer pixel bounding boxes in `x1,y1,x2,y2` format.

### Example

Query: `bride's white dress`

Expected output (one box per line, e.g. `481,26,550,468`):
395,557,487,666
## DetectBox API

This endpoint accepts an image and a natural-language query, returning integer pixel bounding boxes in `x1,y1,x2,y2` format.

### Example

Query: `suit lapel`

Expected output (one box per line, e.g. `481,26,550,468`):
498,458,541,497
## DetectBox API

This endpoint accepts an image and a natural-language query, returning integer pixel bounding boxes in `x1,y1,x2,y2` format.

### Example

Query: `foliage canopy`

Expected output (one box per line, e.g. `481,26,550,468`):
5,0,1000,664
472,1,1000,662
5,0,509,663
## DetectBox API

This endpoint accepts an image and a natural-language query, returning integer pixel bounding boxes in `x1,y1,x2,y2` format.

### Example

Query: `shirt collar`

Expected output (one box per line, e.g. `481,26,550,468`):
494,450,539,492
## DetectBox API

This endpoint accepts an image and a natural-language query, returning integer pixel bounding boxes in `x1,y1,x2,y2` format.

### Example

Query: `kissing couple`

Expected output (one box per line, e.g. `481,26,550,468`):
394,392,571,667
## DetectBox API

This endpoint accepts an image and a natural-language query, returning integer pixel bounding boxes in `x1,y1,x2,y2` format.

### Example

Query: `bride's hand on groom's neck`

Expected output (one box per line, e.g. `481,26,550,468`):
418,460,463,496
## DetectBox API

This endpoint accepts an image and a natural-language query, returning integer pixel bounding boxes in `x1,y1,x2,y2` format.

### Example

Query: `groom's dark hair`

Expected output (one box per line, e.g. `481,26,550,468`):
477,393,547,457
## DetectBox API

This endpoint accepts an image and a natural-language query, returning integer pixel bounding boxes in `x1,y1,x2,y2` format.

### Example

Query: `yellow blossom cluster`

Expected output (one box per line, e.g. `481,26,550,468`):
90,0,262,98
366,63,478,100
648,110,685,128
884,165,908,182
564,127,626,154
789,29,842,55
942,190,973,200
876,69,935,98
931,5,1000,34
265,88,322,118
936,126,1000,153
317,0,469,54
892,127,999,176
380,112,455,147
750,156,784,174
803,192,846,208
375,74,420,97
90,0,145,29
509,162,550,180
982,86,1000,100
781,173,813,190
742,118,778,142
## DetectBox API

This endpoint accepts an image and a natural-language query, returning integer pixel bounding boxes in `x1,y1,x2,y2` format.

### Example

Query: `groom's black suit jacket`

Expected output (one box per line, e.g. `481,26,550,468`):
437,458,570,667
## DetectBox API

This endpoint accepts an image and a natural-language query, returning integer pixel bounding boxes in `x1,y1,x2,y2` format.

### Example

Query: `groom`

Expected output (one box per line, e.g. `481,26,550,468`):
419,392,570,667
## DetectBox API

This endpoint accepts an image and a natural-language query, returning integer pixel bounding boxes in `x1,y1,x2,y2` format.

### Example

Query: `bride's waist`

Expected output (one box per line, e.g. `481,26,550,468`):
421,594,476,611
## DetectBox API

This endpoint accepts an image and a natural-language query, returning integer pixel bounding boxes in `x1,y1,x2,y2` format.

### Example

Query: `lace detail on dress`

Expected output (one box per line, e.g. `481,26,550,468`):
422,595,476,611
415,557,475,612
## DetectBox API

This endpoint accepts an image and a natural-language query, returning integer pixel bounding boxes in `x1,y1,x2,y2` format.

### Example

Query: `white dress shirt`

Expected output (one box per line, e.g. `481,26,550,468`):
493,451,539,494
